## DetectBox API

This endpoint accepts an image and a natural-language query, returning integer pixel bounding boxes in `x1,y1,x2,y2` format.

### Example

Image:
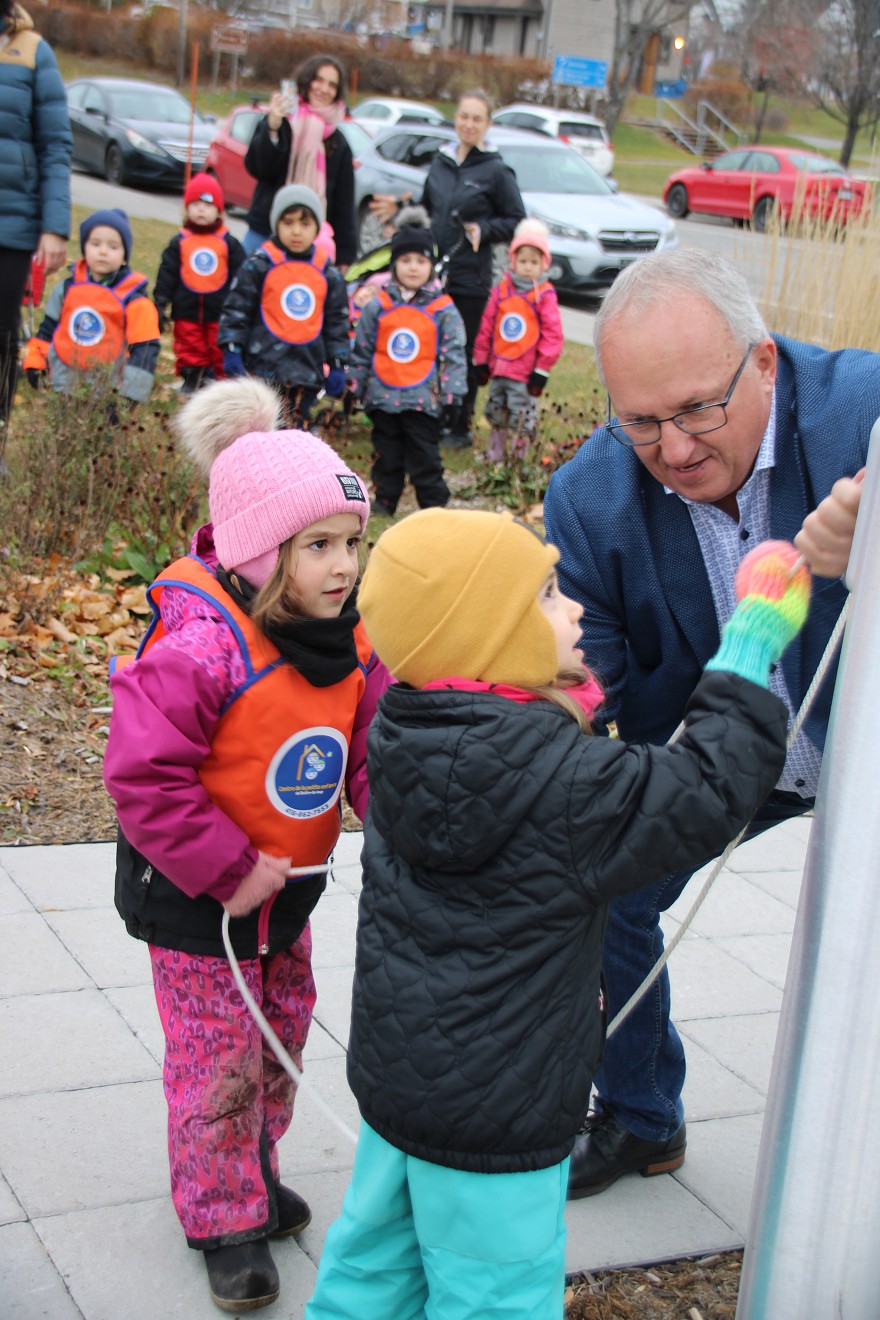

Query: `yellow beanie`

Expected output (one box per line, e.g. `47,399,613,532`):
359,508,560,688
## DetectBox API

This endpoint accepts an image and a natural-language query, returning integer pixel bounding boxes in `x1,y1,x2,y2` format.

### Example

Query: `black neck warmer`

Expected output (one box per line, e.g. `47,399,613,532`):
216,568,361,688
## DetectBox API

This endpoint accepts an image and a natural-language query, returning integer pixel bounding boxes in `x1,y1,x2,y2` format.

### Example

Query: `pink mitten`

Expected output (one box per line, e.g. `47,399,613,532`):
223,851,291,918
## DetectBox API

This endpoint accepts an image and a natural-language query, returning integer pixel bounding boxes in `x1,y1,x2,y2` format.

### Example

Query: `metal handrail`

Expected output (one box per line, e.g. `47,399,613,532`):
655,97,746,157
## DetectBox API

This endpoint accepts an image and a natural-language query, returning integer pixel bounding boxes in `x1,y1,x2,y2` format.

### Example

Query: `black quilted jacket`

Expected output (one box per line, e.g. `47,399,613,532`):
347,671,787,1174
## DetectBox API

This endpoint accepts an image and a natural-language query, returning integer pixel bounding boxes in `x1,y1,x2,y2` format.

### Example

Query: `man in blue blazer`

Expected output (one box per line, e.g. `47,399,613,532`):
544,248,878,1198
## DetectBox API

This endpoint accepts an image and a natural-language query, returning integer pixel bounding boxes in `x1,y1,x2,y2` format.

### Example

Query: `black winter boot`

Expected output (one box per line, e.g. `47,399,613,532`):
203,1239,280,1312
269,1183,311,1238
180,366,206,396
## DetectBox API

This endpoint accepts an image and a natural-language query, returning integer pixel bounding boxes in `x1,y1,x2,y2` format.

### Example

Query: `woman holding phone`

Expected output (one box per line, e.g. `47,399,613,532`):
243,54,357,271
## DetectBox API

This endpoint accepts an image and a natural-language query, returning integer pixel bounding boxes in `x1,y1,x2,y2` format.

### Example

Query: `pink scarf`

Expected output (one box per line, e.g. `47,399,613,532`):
422,674,605,722
286,100,344,199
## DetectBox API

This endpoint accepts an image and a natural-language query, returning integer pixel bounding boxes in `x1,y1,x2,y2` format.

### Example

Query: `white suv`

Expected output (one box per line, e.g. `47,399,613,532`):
492,104,614,177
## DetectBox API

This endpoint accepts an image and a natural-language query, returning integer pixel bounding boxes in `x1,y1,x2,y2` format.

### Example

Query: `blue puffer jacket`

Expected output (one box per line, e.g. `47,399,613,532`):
0,6,71,251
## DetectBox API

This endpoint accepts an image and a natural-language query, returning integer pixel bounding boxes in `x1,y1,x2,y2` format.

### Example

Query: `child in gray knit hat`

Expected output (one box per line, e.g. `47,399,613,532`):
218,183,349,426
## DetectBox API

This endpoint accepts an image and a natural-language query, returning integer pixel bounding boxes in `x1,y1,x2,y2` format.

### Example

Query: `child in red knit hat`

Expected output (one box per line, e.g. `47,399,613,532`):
154,172,245,394
473,217,564,461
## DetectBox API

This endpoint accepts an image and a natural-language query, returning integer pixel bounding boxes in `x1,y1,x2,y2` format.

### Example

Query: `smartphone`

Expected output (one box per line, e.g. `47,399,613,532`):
280,79,297,112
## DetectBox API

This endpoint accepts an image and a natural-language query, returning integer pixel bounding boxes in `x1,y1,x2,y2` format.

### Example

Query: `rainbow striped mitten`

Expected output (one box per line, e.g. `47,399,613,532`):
705,540,812,688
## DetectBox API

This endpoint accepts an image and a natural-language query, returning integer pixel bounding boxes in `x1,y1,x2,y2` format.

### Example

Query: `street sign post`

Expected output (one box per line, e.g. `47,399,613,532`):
551,55,608,90
210,24,249,56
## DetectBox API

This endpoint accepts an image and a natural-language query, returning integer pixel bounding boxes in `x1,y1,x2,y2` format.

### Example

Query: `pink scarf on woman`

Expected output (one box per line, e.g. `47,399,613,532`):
285,100,344,198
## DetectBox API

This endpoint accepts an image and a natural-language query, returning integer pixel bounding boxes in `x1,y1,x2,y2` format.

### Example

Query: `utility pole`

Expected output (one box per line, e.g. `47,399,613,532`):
440,0,454,50
177,0,188,88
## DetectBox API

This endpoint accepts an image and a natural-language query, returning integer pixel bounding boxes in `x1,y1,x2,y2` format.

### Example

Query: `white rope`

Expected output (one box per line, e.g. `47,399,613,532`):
221,860,360,1146
606,596,850,1038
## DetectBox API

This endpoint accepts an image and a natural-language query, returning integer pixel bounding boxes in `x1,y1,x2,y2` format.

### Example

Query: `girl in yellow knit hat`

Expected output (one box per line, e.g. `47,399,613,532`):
306,508,810,1320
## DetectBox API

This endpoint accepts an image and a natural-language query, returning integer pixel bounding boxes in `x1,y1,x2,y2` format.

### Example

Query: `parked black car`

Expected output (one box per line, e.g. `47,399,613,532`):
66,77,215,188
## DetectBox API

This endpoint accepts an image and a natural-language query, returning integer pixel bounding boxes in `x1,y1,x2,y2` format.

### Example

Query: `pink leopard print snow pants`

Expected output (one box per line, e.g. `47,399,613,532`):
149,925,316,1247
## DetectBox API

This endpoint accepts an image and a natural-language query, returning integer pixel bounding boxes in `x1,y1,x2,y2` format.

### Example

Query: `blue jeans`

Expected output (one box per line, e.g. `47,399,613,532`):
242,227,269,255
594,789,813,1141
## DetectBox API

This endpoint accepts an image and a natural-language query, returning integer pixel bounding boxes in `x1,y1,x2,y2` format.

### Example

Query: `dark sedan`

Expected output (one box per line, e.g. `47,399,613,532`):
66,77,216,188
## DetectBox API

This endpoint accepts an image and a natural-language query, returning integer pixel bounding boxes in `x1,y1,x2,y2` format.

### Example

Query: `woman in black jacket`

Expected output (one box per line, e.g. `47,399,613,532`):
242,53,356,271
373,90,526,447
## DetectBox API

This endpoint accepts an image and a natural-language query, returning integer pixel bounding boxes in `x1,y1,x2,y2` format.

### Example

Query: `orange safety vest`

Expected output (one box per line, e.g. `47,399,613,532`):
492,275,552,362
138,556,372,862
52,261,147,370
178,227,230,295
260,241,329,345
372,290,453,389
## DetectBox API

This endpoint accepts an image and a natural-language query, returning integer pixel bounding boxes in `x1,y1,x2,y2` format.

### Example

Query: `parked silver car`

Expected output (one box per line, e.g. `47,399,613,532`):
493,104,614,177
351,97,450,138
351,124,676,292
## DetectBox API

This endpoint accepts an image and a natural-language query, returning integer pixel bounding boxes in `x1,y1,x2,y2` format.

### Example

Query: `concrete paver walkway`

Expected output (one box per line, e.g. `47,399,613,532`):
1,815,812,1318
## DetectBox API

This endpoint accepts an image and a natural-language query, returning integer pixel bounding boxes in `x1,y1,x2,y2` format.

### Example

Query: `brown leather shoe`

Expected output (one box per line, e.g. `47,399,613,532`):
567,1109,686,1199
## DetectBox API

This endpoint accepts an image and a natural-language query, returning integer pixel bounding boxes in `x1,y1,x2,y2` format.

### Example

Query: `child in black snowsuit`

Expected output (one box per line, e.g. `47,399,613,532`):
306,512,811,1320
153,172,245,394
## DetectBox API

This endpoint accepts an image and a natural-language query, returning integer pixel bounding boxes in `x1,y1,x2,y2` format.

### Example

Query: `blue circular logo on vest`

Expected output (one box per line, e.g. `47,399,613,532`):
266,726,347,819
281,283,316,321
500,313,527,343
388,328,419,363
70,307,105,347
190,247,219,276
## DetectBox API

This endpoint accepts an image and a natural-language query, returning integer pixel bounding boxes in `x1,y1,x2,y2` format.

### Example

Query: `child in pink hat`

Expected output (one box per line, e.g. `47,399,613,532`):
473,217,564,461
104,377,390,1313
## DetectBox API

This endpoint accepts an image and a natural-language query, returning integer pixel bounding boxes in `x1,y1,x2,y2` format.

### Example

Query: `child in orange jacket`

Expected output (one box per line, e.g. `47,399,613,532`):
23,208,160,403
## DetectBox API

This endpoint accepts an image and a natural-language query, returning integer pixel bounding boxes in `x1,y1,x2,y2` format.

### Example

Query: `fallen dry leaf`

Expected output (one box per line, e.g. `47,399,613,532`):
117,584,150,614
46,617,79,644
77,599,113,621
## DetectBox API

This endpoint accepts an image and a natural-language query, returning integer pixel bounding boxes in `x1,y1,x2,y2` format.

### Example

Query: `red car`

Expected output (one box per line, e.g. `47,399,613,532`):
205,103,372,212
662,146,870,232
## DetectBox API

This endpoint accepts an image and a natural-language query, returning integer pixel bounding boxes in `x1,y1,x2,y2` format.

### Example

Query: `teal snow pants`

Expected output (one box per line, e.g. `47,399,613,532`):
305,1120,569,1320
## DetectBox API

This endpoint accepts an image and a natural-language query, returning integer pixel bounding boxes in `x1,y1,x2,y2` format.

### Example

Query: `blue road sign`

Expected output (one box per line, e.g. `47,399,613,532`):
655,79,688,99
552,55,608,90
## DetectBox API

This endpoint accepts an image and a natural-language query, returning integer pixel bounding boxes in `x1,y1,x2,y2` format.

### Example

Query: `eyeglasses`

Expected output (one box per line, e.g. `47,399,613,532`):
606,344,756,448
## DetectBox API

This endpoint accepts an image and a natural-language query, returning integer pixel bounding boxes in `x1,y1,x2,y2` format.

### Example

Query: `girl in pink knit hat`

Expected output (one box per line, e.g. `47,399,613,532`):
104,377,390,1313
472,217,564,461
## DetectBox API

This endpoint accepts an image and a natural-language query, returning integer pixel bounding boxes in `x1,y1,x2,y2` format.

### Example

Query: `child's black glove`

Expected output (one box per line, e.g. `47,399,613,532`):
475,363,490,388
527,369,548,398
156,307,168,334
25,367,46,390
442,400,463,432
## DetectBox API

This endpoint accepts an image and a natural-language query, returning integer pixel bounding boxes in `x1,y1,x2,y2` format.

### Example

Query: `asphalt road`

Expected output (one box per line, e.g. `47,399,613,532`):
69,169,785,351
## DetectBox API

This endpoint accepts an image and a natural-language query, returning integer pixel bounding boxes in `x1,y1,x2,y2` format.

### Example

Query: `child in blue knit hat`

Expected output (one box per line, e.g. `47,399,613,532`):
24,207,160,403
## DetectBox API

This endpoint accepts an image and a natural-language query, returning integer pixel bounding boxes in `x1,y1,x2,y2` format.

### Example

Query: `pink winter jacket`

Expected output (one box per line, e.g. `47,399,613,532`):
103,525,391,903
473,274,564,382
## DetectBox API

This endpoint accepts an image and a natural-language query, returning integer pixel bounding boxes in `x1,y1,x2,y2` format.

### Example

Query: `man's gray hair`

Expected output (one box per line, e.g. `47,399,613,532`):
594,249,768,385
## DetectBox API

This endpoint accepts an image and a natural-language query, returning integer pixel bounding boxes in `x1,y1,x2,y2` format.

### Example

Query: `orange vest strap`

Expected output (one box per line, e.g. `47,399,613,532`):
125,295,161,346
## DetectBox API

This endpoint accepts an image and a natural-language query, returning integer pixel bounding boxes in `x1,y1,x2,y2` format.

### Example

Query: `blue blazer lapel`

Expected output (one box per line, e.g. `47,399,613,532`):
641,474,719,669
768,373,808,706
